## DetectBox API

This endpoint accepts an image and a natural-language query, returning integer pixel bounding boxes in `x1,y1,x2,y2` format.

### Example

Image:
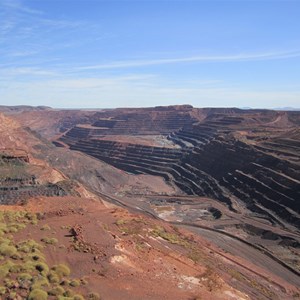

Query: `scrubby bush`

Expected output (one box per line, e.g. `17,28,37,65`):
35,262,49,276
48,271,60,284
17,239,43,253
22,261,36,273
88,292,101,300
7,223,26,233
73,295,85,300
31,277,49,290
69,279,80,287
0,244,17,257
0,286,6,295
57,296,73,300
63,289,74,297
28,289,48,300
51,264,70,279
0,260,15,278
9,263,23,273
26,253,45,262
48,286,65,296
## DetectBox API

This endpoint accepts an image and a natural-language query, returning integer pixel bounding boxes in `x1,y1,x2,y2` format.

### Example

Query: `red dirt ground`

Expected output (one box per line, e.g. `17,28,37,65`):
0,196,296,300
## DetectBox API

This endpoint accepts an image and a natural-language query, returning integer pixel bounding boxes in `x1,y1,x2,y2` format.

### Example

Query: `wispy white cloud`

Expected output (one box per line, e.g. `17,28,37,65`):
0,67,58,77
77,50,300,70
7,50,39,57
0,0,43,15
1,74,299,109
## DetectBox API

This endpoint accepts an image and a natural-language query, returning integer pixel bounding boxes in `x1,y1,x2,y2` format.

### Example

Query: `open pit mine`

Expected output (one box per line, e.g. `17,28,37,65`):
0,104,299,300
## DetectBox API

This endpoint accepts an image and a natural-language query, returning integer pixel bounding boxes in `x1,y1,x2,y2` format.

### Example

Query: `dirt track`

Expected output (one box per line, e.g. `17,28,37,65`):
183,226,300,287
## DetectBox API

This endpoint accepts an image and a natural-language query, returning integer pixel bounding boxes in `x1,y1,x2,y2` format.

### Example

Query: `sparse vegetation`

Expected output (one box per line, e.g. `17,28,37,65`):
28,288,48,300
0,286,6,295
48,285,65,296
40,224,51,231
69,279,81,287
51,264,71,279
0,210,86,299
88,292,101,300
151,225,189,247
0,243,17,257
74,295,85,300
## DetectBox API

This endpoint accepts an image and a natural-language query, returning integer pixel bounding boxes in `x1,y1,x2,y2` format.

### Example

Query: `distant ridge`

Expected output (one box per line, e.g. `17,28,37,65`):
274,107,300,111
0,105,52,113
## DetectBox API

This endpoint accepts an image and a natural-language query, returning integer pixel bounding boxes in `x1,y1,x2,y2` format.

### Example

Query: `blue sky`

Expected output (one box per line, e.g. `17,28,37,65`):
1,0,300,108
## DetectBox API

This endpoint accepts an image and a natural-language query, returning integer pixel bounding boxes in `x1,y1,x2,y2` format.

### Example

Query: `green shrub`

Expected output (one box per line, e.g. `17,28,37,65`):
0,260,15,278
22,261,36,273
0,244,17,257
28,289,48,300
48,286,65,296
17,239,43,253
0,223,7,232
48,271,60,284
58,296,73,300
51,264,70,279
31,277,49,290
26,253,45,262
7,223,26,233
88,292,101,300
0,286,6,295
17,244,30,253
9,263,23,273
73,295,85,300
60,279,70,286
69,279,80,287
35,262,49,276
63,289,74,297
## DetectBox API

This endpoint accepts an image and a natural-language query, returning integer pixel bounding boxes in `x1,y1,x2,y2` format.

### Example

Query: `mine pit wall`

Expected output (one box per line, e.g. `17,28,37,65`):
0,173,70,205
183,138,300,228
0,153,74,205
0,150,30,164
87,111,199,135
57,114,300,229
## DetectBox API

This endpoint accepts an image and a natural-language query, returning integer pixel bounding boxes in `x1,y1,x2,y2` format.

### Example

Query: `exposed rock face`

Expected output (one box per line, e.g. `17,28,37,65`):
55,108,300,230
0,113,78,204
